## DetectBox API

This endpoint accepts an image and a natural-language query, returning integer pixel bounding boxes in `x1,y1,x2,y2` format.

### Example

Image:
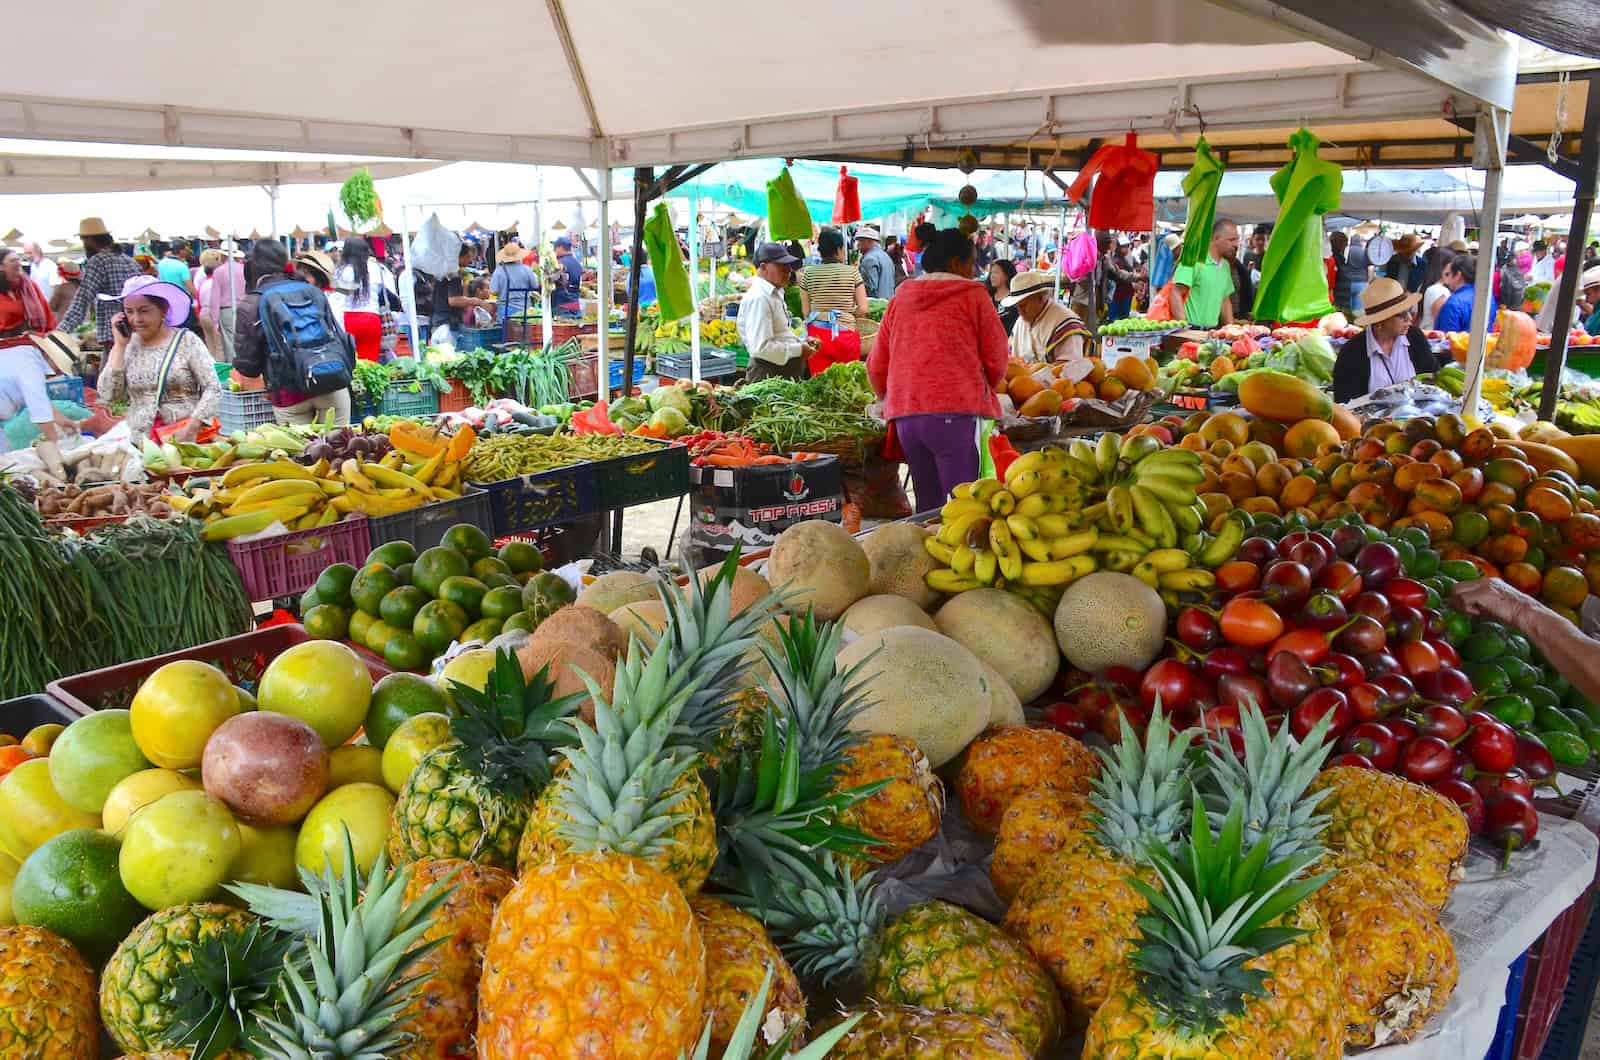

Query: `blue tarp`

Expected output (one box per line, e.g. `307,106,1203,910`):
685,159,955,226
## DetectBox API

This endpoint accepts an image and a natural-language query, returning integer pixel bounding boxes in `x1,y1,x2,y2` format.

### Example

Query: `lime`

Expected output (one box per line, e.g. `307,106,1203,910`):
522,572,576,625
480,585,524,622
101,768,201,838
497,540,545,574
438,576,489,617
130,660,241,769
379,585,431,629
457,617,503,645
367,541,418,569
348,609,376,646
296,783,394,877
413,600,469,656
441,524,493,562
381,713,452,793
383,631,428,672
314,563,359,609
413,546,471,597
394,562,415,586
257,640,373,748
13,829,145,959
500,611,534,635
0,759,100,864
350,563,401,615
299,585,323,614
363,619,400,655
472,557,513,582
364,673,450,749
326,745,385,789
119,790,241,909
48,710,152,814
304,603,351,641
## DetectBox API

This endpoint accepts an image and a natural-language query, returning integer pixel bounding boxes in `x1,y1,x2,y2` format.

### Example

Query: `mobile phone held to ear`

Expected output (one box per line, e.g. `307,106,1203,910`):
115,318,131,339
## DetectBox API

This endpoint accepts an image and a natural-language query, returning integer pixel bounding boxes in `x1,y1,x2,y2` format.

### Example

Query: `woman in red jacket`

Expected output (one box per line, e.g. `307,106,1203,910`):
868,229,1010,510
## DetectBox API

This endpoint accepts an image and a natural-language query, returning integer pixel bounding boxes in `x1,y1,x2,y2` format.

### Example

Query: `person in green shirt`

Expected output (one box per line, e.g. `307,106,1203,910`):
1171,219,1239,327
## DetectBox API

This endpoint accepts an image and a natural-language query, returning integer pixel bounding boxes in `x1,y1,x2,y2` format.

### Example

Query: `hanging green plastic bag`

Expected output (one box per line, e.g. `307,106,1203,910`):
1253,128,1341,324
766,166,813,241
644,202,695,323
1178,138,1225,269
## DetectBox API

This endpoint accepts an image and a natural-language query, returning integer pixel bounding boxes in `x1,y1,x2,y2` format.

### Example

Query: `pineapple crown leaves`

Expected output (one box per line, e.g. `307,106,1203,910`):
682,967,862,1060
1127,795,1334,1035
1088,701,1196,865
551,633,705,858
654,545,790,752
728,853,887,988
711,703,886,898
1199,699,1335,864
759,608,876,779
446,650,585,802
248,831,457,1060
166,919,299,1060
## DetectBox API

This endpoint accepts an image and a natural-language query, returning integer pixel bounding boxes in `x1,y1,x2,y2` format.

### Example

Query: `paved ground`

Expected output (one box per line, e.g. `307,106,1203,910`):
1583,1000,1600,1058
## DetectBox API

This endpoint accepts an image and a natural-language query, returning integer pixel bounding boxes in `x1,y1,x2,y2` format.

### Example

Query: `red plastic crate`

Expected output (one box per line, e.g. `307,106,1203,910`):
1513,892,1592,1058
437,379,473,413
226,516,372,601
47,623,392,714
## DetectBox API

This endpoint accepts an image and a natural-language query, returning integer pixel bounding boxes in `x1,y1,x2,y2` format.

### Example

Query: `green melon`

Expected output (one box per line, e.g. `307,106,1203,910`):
1053,572,1166,674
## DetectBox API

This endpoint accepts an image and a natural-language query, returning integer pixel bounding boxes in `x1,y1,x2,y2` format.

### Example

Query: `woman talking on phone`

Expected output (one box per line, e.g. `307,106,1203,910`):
99,274,221,441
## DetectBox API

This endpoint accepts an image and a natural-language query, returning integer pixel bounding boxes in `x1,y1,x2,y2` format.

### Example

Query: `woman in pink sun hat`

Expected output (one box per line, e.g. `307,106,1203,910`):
99,274,221,441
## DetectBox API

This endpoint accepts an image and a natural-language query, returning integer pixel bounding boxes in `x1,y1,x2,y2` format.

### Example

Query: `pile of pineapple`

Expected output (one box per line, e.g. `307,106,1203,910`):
0,550,1471,1059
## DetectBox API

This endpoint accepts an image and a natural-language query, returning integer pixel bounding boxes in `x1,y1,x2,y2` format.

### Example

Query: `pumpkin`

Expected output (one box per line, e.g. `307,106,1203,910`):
1493,310,1538,371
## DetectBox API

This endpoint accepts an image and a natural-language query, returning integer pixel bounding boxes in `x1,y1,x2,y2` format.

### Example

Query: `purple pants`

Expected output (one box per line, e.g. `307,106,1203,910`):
895,413,980,513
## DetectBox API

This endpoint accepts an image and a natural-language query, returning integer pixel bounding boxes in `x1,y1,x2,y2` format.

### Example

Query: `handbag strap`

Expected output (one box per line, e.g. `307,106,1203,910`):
152,329,186,410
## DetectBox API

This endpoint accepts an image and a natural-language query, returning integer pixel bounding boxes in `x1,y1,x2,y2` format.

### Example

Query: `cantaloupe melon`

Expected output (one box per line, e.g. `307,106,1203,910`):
526,605,627,661
609,599,669,648
860,522,942,610
1054,572,1166,673
767,521,870,620
575,571,660,615
979,659,1025,728
841,594,937,638
695,563,773,616
934,589,1059,702
835,626,992,768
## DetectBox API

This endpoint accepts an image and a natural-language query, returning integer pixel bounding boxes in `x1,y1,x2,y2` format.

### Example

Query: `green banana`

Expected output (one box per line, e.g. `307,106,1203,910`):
1095,433,1121,477
1106,484,1136,533
1131,474,1201,507
1196,513,1247,568
1129,485,1178,548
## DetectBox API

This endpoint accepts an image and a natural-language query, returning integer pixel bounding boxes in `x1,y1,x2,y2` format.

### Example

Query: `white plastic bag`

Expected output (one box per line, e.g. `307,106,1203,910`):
410,213,461,280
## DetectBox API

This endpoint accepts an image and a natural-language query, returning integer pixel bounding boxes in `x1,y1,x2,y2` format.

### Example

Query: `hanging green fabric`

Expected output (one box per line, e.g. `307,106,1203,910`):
644,202,695,323
1253,128,1342,323
766,166,814,241
1178,138,1225,269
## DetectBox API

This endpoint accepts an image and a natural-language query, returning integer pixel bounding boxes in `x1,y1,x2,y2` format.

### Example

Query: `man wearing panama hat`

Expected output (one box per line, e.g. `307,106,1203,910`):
56,217,141,347
1331,277,1445,402
1002,270,1093,364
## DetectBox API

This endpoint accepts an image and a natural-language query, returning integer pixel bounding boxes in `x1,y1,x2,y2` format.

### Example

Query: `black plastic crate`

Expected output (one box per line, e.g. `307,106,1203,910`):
1,693,86,735
366,488,495,552
591,439,689,510
472,464,598,535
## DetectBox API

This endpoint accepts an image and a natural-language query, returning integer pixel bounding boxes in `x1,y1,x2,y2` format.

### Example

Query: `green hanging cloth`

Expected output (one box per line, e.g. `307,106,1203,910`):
1253,128,1342,324
766,166,814,241
1178,138,1225,269
644,202,695,323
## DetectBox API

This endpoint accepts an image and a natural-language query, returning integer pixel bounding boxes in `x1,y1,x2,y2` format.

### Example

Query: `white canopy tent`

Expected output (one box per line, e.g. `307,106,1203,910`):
0,152,435,195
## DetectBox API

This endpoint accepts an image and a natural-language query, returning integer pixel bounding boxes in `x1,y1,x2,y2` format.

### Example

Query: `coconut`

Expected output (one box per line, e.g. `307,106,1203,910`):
526,605,627,661
515,639,617,723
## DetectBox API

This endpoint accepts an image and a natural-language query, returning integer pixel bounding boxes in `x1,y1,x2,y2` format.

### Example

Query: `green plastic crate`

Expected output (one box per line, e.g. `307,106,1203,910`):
1528,347,1600,380
591,439,689,509
355,381,440,421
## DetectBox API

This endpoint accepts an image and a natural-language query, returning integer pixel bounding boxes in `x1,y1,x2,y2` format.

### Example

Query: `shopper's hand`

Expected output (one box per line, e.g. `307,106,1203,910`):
1451,577,1536,626
803,337,822,353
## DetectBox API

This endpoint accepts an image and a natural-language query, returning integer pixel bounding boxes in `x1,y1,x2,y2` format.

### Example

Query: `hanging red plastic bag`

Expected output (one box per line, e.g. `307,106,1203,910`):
1065,132,1158,232
1061,231,1099,282
570,401,621,435
832,167,861,224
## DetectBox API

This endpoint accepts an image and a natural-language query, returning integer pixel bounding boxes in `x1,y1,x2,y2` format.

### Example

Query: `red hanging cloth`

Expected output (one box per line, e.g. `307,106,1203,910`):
1065,132,1159,232
832,166,861,224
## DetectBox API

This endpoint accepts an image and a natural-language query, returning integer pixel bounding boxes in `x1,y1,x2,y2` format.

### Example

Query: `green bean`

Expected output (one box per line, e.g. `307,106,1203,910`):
462,432,663,481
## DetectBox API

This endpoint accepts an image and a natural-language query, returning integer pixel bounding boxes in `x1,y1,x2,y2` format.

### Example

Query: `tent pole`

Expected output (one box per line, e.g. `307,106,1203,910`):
1052,206,1067,300
597,163,612,404
1461,170,1503,416
1538,91,1599,422
688,189,702,383
622,166,652,401
400,205,420,359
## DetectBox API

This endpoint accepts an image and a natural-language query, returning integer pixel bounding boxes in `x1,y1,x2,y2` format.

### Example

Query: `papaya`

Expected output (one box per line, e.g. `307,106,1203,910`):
1510,440,1583,480
1330,403,1362,441
1210,355,1236,377
1018,389,1063,418
1110,356,1155,391
1282,419,1341,460
1008,374,1044,403
1237,371,1333,423
1551,436,1600,488
1050,379,1075,398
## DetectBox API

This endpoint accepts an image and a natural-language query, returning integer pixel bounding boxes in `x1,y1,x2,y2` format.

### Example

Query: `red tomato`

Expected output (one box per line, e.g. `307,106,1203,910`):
1220,597,1286,649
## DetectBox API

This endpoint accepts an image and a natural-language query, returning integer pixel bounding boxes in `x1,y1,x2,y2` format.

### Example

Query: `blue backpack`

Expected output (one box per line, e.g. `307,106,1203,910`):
258,280,354,395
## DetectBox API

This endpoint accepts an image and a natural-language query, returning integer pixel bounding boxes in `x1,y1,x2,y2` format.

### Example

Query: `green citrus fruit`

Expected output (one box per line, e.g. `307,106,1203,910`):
314,563,359,608
0,760,100,862
394,562,415,586
482,572,520,590
480,585,525,622
129,660,241,770
119,790,242,909
441,524,493,562
500,611,534,635
47,710,152,814
438,649,498,704
497,540,545,574
13,829,145,958
364,673,450,750
522,572,576,626
471,556,513,582
413,600,469,656
383,631,427,672
458,617,504,645
326,746,385,789
101,768,201,838
413,547,471,598
296,783,394,877
257,641,373,748
366,541,418,569
348,609,376,646
363,619,400,655
228,823,299,889
438,576,488,617
379,585,430,629
303,603,350,641
299,585,323,614
350,563,401,615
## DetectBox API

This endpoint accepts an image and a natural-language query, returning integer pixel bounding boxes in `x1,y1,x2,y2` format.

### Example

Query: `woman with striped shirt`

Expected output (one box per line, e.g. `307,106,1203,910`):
799,227,871,376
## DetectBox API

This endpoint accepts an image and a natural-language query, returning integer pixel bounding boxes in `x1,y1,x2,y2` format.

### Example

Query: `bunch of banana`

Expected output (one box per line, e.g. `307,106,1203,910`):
176,450,465,540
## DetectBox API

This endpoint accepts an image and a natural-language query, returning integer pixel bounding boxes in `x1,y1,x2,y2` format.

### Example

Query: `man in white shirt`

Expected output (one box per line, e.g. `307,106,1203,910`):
22,242,56,299
1531,240,1557,286
737,243,818,383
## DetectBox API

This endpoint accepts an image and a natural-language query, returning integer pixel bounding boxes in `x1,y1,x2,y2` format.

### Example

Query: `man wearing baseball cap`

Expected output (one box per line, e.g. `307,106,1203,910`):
737,243,819,382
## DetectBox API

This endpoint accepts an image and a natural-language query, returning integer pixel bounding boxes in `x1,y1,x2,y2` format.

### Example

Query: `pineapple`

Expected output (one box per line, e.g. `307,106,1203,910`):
1082,799,1341,1059
690,966,859,1060
1314,864,1457,1047
1307,765,1470,909
956,725,1099,836
396,858,515,1059
0,925,98,1059
1002,707,1191,1026
118,1051,251,1059
100,903,257,1053
388,652,581,869
989,787,1092,903
833,734,943,868
822,1004,1029,1059
1200,701,1335,862
692,895,807,1054
749,858,1062,1057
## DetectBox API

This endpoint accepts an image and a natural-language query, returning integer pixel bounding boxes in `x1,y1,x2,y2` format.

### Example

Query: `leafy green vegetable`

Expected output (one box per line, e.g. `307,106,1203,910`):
340,169,378,224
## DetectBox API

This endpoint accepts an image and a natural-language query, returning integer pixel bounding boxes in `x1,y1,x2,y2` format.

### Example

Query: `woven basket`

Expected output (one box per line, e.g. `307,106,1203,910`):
793,433,884,468
999,416,1059,445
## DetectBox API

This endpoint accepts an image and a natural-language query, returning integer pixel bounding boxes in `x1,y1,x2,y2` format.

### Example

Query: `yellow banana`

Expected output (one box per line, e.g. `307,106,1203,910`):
1106,485,1136,534
1126,528,1157,549
964,517,994,551
1169,501,1201,535
1092,533,1147,554
924,537,957,564
219,463,279,488
379,451,405,470
989,489,1016,516
201,504,314,541
1094,433,1121,477
1020,554,1097,586
973,548,999,585
951,544,977,574
1129,485,1178,549
1132,474,1201,507
412,450,447,486
1008,470,1043,498
1005,514,1037,541
989,521,1022,581
1079,502,1108,526
363,463,436,497
1161,589,1186,611
938,510,987,547
433,486,462,500
940,498,990,523
1003,451,1046,484
1040,447,1071,469
1018,536,1054,562
314,505,340,527
1132,561,1163,589
1103,550,1145,573
1061,456,1100,484
950,481,975,501
1160,569,1217,592
340,491,427,517
1069,439,1099,470
302,458,330,480
226,495,325,516
971,479,1005,502
341,459,379,494
229,478,323,510
927,569,982,593
1034,514,1072,538
1143,548,1193,573
163,494,196,513
293,511,323,530
1048,529,1100,559
1014,493,1050,519
314,479,348,497
1118,433,1161,464
1133,450,1206,481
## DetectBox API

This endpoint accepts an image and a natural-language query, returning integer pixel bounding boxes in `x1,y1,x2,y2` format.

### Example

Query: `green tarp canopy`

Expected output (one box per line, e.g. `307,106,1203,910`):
687,159,954,225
